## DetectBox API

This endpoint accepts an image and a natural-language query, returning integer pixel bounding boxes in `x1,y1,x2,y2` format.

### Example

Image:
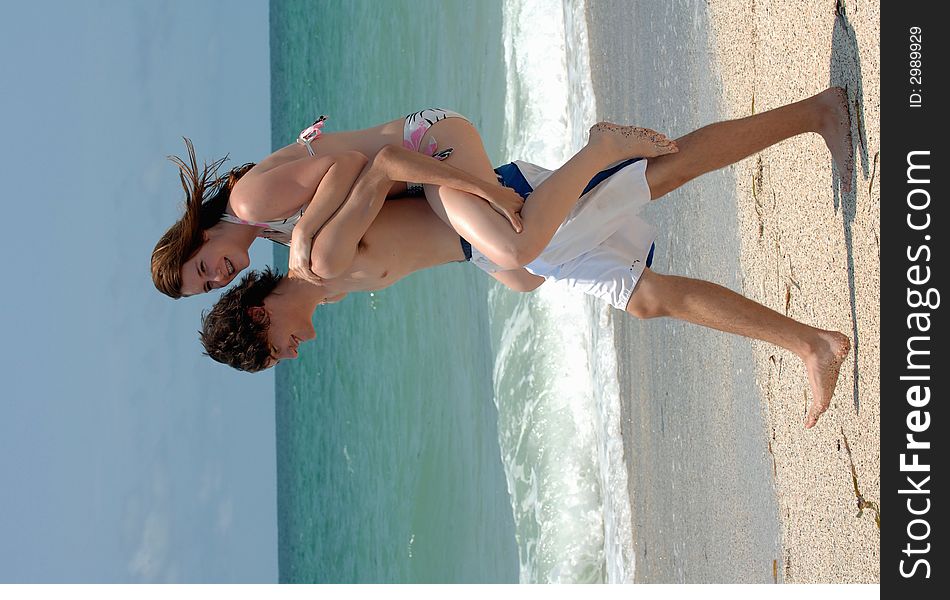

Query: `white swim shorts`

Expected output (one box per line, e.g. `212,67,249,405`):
471,158,656,310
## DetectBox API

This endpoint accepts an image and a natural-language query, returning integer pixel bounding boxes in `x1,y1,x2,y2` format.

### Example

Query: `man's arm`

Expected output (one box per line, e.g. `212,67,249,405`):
289,152,368,247
285,152,368,282
308,153,395,279
490,269,545,292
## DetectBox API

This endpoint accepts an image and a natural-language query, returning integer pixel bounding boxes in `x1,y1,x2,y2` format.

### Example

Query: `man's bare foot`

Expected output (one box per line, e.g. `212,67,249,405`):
803,330,851,429
589,122,679,161
816,87,855,194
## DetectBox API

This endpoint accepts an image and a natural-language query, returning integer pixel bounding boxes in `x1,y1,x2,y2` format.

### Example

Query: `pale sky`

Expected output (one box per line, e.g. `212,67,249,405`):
0,0,277,582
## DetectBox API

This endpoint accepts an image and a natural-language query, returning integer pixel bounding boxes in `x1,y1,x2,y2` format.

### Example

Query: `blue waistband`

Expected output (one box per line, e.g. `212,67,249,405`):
460,237,473,261
581,158,642,195
494,162,534,199
494,157,643,199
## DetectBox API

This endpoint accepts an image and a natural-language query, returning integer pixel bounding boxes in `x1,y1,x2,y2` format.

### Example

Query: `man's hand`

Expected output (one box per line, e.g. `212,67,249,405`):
288,232,324,286
481,185,524,232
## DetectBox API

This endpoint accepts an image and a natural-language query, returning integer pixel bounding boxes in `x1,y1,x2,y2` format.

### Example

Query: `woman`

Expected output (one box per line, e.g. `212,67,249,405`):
150,109,676,298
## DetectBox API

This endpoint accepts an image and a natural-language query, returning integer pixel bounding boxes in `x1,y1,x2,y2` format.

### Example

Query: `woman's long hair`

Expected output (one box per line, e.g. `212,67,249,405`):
151,138,254,298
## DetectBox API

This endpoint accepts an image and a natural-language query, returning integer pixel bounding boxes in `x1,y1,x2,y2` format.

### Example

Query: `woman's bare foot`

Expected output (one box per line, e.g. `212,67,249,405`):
802,330,851,429
589,122,679,161
815,87,855,194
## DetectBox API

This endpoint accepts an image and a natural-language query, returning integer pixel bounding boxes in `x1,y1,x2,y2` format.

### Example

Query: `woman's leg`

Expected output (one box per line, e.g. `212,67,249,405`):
625,268,851,429
645,87,854,198
422,118,676,270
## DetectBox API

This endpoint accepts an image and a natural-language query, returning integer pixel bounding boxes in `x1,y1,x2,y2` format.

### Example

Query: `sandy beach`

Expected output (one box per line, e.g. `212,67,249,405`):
587,0,880,584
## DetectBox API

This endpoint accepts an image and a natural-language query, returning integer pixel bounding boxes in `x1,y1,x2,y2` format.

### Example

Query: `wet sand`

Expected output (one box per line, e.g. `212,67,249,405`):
586,0,880,584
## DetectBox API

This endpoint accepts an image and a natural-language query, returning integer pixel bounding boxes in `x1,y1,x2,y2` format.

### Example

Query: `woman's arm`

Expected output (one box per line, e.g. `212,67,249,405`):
373,145,525,231
231,151,368,284
230,151,367,225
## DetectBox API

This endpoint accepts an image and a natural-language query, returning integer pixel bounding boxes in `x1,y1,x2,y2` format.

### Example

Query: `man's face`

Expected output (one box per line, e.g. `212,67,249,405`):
180,224,250,296
261,288,318,368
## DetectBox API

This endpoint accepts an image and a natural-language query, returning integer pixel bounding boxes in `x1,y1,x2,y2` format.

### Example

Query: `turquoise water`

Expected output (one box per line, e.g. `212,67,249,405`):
271,0,635,583
271,0,517,583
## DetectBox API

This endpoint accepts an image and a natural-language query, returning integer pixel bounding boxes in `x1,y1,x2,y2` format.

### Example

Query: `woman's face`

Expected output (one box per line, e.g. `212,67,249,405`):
179,224,250,296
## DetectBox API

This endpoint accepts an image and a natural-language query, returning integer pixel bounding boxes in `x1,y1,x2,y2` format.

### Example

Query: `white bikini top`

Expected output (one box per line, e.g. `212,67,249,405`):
218,209,303,247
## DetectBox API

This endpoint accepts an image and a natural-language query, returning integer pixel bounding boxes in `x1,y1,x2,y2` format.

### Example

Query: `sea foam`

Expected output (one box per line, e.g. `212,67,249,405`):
493,0,635,583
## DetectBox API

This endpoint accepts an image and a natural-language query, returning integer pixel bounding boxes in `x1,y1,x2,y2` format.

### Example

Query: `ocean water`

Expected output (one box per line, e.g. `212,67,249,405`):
271,0,632,583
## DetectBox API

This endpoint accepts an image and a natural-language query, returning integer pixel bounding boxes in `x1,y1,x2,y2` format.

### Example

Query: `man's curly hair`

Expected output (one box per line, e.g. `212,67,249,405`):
200,267,284,372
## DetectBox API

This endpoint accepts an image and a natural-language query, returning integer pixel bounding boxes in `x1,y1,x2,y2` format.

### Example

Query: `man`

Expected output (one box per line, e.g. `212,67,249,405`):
201,86,854,429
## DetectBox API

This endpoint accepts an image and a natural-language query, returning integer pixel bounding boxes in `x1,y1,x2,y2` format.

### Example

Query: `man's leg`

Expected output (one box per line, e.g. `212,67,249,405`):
626,268,851,429
422,118,676,270
645,87,854,198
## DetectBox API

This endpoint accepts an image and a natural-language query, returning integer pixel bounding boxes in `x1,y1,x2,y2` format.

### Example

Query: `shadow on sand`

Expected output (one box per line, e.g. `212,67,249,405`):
828,2,868,417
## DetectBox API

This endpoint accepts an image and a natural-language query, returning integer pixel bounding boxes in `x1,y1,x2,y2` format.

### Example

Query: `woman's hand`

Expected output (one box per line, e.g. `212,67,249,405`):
288,231,324,286
481,185,524,232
